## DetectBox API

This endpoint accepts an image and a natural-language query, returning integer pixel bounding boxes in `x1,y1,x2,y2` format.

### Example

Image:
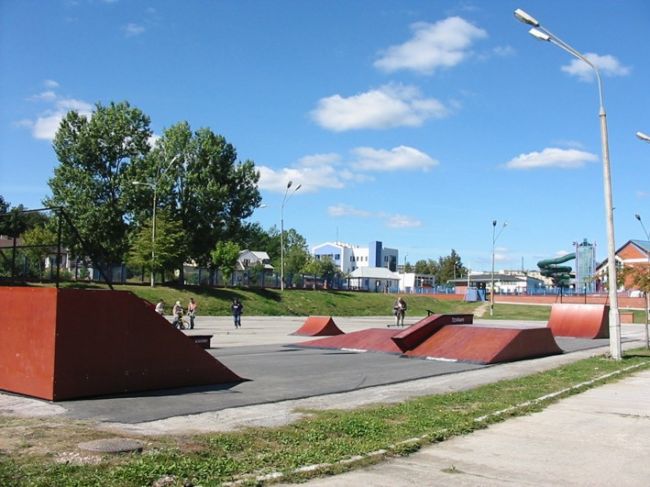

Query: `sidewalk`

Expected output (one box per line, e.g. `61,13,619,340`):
293,367,650,486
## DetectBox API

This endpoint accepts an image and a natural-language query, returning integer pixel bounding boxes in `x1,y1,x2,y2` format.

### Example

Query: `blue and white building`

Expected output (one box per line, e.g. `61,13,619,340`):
312,240,399,274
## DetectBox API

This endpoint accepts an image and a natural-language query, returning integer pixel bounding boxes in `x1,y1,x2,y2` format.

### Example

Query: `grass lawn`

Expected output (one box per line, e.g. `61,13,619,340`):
2,351,648,486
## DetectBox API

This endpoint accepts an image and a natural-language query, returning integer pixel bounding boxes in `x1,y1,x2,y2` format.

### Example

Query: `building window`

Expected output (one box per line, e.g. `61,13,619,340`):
335,254,340,260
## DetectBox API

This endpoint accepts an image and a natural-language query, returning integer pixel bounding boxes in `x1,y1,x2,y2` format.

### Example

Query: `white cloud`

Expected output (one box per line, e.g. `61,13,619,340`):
123,23,145,37
257,163,345,194
297,153,341,167
28,91,58,102
312,84,447,131
561,52,631,82
637,190,649,199
148,133,161,149
327,204,373,218
385,214,422,228
328,204,422,229
352,145,438,172
43,79,60,89
374,17,487,74
504,147,598,170
19,85,93,141
492,45,515,57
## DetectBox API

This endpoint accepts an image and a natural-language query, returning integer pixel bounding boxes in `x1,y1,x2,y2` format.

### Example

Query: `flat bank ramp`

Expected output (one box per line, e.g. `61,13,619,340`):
406,325,563,364
0,287,243,401
547,304,609,339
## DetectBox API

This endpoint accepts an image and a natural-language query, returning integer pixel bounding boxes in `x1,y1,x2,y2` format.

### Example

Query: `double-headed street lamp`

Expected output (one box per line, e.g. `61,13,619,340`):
133,153,181,288
280,180,301,291
490,220,507,316
514,8,622,360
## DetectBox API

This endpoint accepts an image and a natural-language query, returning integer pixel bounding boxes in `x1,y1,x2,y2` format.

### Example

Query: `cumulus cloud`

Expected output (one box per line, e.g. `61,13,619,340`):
123,22,145,37
18,83,93,141
504,147,598,170
328,204,422,229
561,53,631,82
374,17,487,74
259,145,437,194
312,84,448,132
351,145,438,172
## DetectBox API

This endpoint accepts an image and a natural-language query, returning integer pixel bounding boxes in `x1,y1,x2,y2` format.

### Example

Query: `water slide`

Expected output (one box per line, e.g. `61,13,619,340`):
537,253,575,285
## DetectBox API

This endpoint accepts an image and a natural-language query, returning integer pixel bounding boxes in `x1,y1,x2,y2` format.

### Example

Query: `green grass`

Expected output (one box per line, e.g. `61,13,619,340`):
488,303,551,321
57,282,481,317
2,351,649,487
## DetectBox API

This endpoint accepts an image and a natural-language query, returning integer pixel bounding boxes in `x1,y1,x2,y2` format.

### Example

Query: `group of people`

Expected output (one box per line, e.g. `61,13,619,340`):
155,295,405,328
155,296,244,329
155,297,198,329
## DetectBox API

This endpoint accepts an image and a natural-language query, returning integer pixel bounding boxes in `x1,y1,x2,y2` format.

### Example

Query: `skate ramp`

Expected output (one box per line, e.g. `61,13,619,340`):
547,304,609,339
298,328,404,354
292,316,345,336
406,326,563,364
392,314,473,351
0,287,243,401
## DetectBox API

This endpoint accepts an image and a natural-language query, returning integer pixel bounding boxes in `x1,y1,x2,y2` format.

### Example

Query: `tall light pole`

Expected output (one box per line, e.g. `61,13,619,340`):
514,8,622,360
280,180,301,291
490,220,507,316
635,129,650,346
133,154,180,287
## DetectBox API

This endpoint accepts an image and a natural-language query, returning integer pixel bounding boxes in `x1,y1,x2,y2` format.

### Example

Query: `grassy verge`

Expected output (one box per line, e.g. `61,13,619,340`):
487,303,551,321
2,351,649,487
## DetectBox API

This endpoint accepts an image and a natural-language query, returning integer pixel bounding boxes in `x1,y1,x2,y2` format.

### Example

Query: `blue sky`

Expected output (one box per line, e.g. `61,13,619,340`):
1,0,649,272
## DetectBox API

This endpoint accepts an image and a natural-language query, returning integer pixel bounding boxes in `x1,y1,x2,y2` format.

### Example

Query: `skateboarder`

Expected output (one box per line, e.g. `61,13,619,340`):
393,296,407,327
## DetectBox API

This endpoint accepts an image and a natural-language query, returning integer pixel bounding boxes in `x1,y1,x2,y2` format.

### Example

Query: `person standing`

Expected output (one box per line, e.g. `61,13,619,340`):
393,296,407,327
187,297,198,329
231,298,243,328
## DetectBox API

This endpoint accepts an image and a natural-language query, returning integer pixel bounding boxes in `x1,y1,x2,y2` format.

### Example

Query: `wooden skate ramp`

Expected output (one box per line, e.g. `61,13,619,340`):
406,326,563,364
547,304,609,339
0,287,243,401
297,328,404,354
292,316,345,336
392,314,473,352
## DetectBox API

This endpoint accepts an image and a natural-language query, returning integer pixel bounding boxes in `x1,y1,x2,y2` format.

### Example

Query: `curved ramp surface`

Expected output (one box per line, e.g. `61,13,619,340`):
547,304,609,339
392,314,473,351
297,328,403,354
292,316,345,336
0,287,243,401
406,326,563,364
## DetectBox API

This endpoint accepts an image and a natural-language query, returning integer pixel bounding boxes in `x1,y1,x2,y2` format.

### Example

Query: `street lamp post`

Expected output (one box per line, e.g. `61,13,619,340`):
514,8,622,359
634,213,650,349
133,154,180,288
280,180,301,291
490,220,507,316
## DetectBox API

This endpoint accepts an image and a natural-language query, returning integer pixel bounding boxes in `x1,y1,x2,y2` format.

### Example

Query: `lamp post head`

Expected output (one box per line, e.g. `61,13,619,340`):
295,184,302,192
492,220,497,227
636,131,650,143
286,181,293,189
529,27,551,42
514,8,540,27
636,214,642,222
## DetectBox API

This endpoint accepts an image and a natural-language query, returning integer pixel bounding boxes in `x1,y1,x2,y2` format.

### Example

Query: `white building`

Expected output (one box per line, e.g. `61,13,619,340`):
236,250,273,271
312,240,399,274
349,266,400,292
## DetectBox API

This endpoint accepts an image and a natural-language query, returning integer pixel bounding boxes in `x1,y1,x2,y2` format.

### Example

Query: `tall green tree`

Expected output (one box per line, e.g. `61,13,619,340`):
211,240,241,286
437,249,467,284
127,211,186,278
46,101,152,264
136,122,262,270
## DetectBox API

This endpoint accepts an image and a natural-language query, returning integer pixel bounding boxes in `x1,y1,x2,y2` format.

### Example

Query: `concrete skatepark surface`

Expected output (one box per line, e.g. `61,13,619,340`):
0,315,643,436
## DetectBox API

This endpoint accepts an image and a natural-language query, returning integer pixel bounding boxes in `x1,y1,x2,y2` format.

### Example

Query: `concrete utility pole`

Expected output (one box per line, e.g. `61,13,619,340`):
514,8,621,359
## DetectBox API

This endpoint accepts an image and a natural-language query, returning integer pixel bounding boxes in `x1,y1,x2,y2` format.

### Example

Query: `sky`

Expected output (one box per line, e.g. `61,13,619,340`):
1,0,650,273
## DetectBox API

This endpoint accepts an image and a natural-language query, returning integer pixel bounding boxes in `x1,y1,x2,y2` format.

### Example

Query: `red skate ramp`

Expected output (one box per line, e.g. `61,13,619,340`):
298,328,403,354
392,314,473,352
406,326,562,364
0,287,243,401
547,304,609,339
292,316,345,336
